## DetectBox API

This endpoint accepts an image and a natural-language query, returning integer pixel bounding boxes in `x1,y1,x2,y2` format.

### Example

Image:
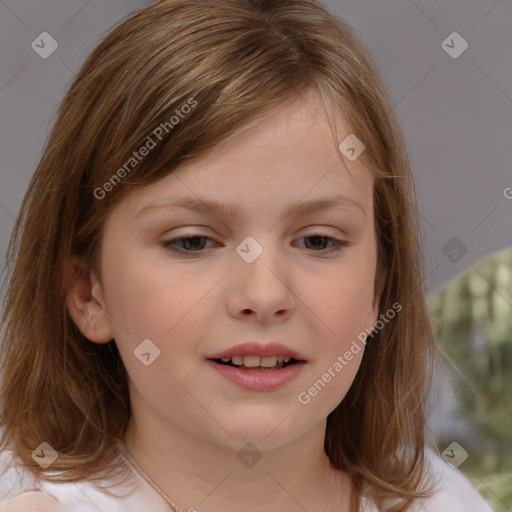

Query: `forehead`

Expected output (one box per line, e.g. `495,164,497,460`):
116,89,374,220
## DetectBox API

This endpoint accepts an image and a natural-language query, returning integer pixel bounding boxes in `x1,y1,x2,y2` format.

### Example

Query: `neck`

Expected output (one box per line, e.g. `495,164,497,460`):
122,401,351,512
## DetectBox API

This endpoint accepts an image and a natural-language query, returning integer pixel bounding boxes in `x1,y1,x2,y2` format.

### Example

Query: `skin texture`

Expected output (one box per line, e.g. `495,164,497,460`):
66,88,386,512
0,491,65,512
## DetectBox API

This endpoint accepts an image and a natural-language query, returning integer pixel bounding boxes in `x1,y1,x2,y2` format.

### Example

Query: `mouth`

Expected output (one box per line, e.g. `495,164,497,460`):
206,342,307,390
209,355,300,371
206,355,306,391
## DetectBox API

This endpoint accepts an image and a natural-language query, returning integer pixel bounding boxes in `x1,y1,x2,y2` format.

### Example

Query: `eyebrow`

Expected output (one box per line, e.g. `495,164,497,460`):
136,195,365,220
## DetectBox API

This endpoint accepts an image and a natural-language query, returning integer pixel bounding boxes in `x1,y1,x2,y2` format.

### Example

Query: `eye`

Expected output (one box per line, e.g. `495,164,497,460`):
161,233,348,255
162,235,215,253
294,233,348,254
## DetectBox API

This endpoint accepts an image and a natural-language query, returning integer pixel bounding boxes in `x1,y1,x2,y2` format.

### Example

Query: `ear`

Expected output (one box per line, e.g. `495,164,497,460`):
64,257,114,344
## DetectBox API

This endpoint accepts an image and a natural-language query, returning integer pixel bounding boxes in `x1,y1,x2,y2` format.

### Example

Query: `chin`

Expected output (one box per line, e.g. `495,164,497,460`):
209,414,307,450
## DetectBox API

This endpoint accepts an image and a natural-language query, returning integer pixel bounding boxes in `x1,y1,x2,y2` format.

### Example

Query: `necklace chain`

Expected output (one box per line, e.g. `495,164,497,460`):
117,440,184,512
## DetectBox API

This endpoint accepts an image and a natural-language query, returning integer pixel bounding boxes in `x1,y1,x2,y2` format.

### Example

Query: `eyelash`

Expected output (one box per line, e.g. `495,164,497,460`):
161,233,348,255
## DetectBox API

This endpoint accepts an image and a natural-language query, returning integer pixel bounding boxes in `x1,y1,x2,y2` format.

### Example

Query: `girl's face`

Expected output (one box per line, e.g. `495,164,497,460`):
75,90,385,450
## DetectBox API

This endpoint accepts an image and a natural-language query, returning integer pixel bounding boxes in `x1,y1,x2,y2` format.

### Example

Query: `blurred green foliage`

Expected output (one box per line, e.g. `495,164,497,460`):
428,247,512,511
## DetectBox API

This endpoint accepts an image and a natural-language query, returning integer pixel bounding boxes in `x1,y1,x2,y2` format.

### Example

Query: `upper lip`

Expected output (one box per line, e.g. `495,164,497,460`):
208,342,307,361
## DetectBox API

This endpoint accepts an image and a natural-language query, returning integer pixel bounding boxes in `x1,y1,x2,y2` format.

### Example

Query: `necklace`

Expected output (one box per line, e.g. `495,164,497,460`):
117,440,184,512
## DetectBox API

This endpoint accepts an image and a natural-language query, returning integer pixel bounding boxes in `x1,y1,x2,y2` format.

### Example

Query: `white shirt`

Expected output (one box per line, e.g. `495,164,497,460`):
0,447,494,511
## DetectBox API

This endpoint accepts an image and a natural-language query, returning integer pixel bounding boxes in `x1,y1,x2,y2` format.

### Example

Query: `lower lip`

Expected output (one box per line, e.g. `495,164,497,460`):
206,360,306,391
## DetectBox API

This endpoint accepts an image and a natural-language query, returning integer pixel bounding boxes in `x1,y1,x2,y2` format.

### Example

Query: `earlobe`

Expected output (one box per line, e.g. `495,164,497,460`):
64,258,113,344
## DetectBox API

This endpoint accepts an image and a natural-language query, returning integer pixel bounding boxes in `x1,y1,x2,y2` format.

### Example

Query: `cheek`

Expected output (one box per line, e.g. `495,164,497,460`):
101,250,218,374
302,265,374,344
296,276,369,412
294,251,375,408
101,247,192,335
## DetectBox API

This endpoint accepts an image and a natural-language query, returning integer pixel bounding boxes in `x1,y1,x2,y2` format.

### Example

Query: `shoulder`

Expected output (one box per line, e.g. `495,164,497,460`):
0,491,66,512
414,449,494,512
0,448,65,510
0,447,170,512
0,449,39,501
361,449,495,512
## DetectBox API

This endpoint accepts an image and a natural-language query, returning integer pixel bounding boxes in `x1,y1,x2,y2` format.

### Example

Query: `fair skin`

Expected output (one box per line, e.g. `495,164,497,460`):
60,89,385,512
0,491,66,512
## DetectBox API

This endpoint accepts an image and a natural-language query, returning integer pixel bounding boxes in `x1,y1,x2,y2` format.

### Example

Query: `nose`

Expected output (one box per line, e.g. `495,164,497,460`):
226,237,296,324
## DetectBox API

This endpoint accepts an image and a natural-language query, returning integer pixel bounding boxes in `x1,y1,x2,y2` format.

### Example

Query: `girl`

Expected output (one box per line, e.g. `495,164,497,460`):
0,0,494,511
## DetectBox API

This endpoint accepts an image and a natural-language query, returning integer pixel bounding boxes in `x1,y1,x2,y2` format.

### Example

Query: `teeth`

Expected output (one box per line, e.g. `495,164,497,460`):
218,355,293,367
243,355,261,367
260,356,278,367
231,356,244,365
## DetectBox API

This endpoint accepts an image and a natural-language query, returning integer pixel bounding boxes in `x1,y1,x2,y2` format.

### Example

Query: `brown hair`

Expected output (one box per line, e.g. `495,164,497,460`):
0,0,440,510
